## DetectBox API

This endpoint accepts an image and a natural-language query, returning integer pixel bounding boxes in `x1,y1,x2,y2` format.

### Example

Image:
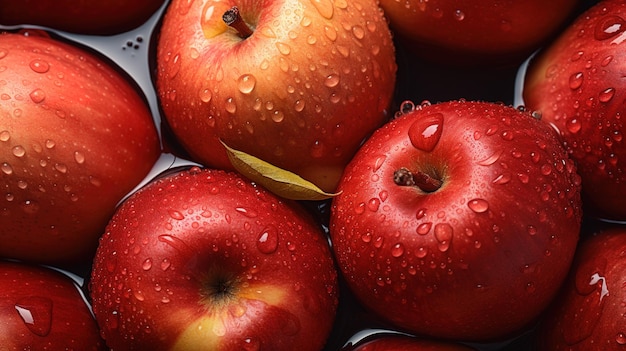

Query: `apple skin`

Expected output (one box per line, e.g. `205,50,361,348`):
0,0,166,35
156,0,397,193
523,0,626,220
0,260,106,350
89,167,339,351
330,100,583,341
0,31,161,264
349,334,477,351
534,226,626,350
378,0,579,66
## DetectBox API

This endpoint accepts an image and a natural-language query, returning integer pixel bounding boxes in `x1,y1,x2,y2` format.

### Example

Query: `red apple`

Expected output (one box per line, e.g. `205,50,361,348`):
535,226,626,350
379,0,579,66
0,31,161,264
89,166,339,350
348,333,477,350
0,260,106,350
155,0,397,193
0,0,166,35
523,0,626,220
330,100,583,341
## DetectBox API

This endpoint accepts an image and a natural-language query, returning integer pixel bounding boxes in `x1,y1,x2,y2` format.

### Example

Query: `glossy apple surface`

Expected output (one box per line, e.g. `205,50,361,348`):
535,226,626,349
523,0,626,220
330,100,582,341
90,167,339,351
379,0,579,66
0,31,161,264
156,0,397,193
0,260,106,350
0,0,166,35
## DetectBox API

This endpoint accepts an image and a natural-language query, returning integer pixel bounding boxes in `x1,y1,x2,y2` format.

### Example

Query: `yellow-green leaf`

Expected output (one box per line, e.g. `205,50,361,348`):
221,140,340,201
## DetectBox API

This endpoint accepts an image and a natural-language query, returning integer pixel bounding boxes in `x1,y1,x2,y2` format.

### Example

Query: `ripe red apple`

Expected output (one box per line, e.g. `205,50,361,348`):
348,333,477,350
379,0,579,66
0,31,161,264
0,260,106,350
330,100,583,341
0,0,166,35
523,0,626,220
89,166,339,350
156,0,397,193
535,226,626,350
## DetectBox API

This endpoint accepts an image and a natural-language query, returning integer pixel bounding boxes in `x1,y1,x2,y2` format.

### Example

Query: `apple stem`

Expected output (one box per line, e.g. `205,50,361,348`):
393,167,442,192
223,6,254,39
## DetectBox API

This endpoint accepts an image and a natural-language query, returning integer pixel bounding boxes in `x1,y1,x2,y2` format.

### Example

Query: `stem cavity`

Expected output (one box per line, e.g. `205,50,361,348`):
223,6,254,39
393,167,442,193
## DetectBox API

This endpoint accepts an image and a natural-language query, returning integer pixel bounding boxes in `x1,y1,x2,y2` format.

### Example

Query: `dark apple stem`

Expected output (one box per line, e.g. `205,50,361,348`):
223,6,253,39
393,168,442,192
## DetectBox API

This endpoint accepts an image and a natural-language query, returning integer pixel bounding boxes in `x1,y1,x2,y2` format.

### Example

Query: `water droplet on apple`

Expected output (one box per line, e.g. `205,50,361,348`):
199,88,212,103
324,25,337,41
616,332,626,345
276,42,291,55
594,15,626,41
257,226,279,254
492,172,512,185
12,145,26,158
352,25,365,39
242,338,261,351
1,162,13,175
29,88,45,103
434,223,453,252
468,198,489,213
168,53,181,79
160,258,171,271
478,150,503,166
168,209,185,220
367,198,380,212
237,74,256,94
310,0,334,19
74,151,85,164
566,117,582,134
14,296,53,336
0,130,10,142
599,87,616,103
407,113,444,152
324,74,340,88
142,258,153,271
454,9,465,21
569,72,584,90
29,59,50,74
416,222,432,235
391,243,405,257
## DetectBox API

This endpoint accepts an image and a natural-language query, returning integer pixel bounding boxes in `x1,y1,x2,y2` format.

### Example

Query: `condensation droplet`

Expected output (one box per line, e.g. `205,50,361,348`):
29,59,50,73
14,296,53,337
199,88,212,103
142,258,153,271
407,113,444,152
434,223,453,252
594,15,626,41
12,145,26,158
569,72,584,90
468,198,489,213
257,226,279,254
324,74,340,88
310,0,334,19
29,89,45,103
391,243,405,258
237,74,256,94
74,151,85,164
0,130,10,142
599,87,616,103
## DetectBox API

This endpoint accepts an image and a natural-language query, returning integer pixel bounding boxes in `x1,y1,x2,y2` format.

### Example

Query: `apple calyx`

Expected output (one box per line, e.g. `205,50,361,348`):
393,167,442,192
223,6,253,39
201,271,240,306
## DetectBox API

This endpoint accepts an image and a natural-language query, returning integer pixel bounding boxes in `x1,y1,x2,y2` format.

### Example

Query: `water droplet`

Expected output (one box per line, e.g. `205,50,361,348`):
45,139,55,149
74,151,85,164
242,338,261,351
454,9,465,21
324,25,337,41
29,59,50,73
566,117,582,134
199,88,212,103
391,243,405,257
599,87,616,103
468,199,489,213
0,130,10,142
168,210,185,220
225,98,237,114
14,296,53,336
310,0,334,19
237,74,257,94
276,42,291,55
493,172,512,185
324,74,340,88
133,290,145,302
594,15,626,41
407,113,444,152
416,222,432,235
141,258,153,271
160,258,171,271
616,332,626,345
12,145,26,157
0,49,7,59
352,25,365,39
1,162,13,175
257,226,279,254
478,150,503,166
53,163,67,173
434,223,453,252
29,89,45,103
168,53,181,79
569,72,584,90
294,100,306,112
